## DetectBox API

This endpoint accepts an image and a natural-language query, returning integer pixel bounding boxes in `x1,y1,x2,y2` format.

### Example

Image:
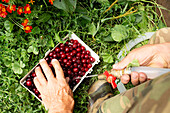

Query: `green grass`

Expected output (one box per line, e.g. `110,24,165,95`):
0,0,168,112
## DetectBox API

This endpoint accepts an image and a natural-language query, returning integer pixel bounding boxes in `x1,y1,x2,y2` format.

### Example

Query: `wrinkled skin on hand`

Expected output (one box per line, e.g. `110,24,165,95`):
113,43,170,85
34,59,74,113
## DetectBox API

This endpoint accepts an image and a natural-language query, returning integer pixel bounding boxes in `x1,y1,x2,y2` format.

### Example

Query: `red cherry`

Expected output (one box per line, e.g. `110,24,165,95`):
50,57,53,60
66,62,71,66
81,67,85,71
60,43,65,47
73,44,77,48
45,57,50,62
63,59,67,63
75,79,80,83
65,41,69,45
60,51,64,54
65,47,69,52
70,52,74,56
67,55,72,60
49,52,53,57
78,71,82,75
90,57,95,63
82,50,86,54
69,45,73,51
59,59,62,62
84,54,89,59
80,54,84,58
85,68,89,72
83,64,87,67
49,63,53,68
77,53,81,57
55,47,60,52
81,46,85,50
60,47,65,51
70,39,74,43
87,63,92,68
53,54,57,58
86,50,90,55
82,59,86,63
72,50,77,54
86,59,90,63
77,43,81,47
67,70,72,75
74,72,78,76
72,58,76,63
64,53,68,56
38,94,41,99
74,40,78,44
65,64,68,68
73,63,78,67
31,72,36,77
56,53,60,57
61,53,66,58
76,48,81,52
26,80,32,87
73,68,79,73
82,72,85,76
52,51,56,54
34,89,39,95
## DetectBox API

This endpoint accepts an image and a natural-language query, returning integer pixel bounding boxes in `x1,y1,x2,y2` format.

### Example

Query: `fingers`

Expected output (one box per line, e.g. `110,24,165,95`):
131,72,139,86
34,77,42,93
121,74,130,84
39,59,54,81
35,66,47,86
139,72,147,83
51,59,65,80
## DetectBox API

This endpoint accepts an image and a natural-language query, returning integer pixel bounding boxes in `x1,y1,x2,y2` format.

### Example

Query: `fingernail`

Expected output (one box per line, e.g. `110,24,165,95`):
51,59,57,63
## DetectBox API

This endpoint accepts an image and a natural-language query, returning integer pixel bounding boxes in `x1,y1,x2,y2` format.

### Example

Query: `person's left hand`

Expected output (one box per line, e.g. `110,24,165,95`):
34,59,74,113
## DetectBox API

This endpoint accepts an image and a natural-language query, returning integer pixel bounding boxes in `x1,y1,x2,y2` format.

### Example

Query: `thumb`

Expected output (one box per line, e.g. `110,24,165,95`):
113,53,135,70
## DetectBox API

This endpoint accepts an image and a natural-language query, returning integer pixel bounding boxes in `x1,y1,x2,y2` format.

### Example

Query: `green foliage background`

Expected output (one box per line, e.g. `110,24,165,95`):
0,0,167,112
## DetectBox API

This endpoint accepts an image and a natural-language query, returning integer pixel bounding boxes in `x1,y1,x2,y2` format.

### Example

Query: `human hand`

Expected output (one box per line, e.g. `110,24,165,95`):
33,59,74,113
112,43,170,85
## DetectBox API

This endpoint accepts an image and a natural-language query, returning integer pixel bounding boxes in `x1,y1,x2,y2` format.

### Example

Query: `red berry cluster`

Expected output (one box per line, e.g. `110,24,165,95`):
24,72,42,99
24,38,95,98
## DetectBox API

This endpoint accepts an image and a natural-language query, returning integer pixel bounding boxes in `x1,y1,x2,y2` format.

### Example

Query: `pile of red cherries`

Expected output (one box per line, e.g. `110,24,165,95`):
24,38,95,99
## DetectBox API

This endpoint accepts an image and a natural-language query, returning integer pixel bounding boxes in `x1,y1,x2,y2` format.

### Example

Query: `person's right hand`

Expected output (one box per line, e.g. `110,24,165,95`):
112,43,170,86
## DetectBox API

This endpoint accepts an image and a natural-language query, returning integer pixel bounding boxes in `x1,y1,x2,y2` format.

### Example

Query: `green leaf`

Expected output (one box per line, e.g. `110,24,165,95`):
88,23,96,36
0,69,1,75
33,47,39,55
4,20,14,32
27,46,39,55
54,33,67,43
127,59,140,67
101,53,114,63
32,26,41,34
36,13,51,24
50,37,54,47
111,25,128,42
53,0,77,13
27,46,34,53
12,62,23,74
20,61,25,68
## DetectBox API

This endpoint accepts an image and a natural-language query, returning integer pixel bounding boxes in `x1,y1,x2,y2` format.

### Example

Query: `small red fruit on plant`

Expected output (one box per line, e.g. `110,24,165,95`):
73,68,79,73
87,63,92,69
26,80,32,87
86,50,90,55
55,47,60,52
49,52,53,57
31,72,36,77
74,40,78,44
